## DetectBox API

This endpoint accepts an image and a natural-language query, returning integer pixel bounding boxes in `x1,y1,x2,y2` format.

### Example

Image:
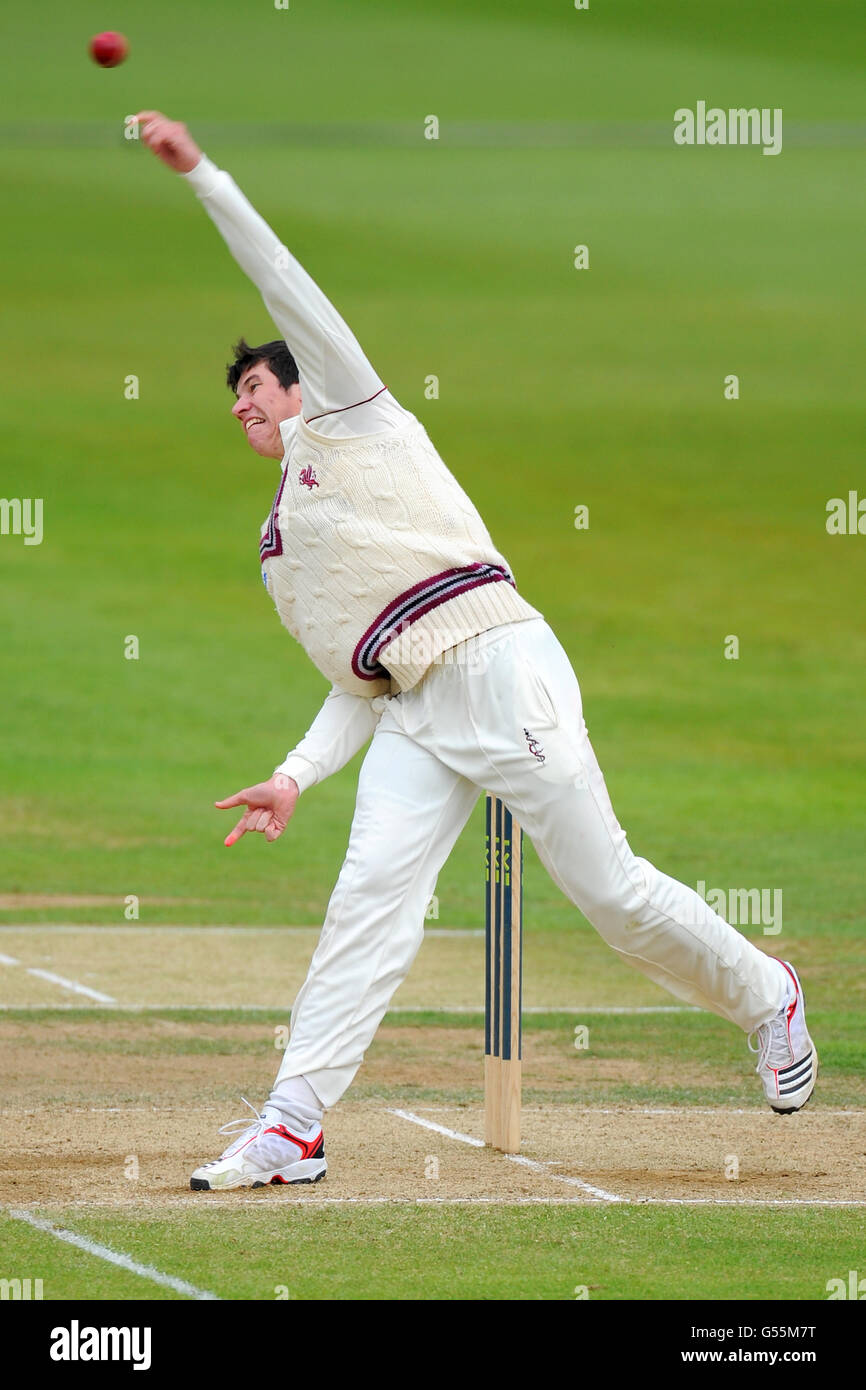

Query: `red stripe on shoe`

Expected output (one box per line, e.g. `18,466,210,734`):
264,1125,324,1161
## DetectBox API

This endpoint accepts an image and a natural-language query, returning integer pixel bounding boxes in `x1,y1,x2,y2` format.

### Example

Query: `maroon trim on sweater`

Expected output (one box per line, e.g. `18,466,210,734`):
304,385,389,425
351,563,515,681
259,466,289,562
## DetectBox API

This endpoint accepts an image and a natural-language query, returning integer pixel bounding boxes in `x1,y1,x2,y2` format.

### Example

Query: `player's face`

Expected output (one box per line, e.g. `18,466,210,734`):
232,362,302,459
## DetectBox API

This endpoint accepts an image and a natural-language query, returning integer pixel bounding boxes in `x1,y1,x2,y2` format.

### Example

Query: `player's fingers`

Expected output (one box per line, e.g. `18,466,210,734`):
144,127,178,153
138,117,182,152
252,810,272,833
137,116,168,139
223,813,252,847
215,789,252,810
137,112,176,133
265,816,287,842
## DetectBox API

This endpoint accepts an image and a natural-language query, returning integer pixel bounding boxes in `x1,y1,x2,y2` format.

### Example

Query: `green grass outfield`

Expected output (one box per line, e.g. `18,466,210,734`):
0,0,864,1303
3,1205,864,1302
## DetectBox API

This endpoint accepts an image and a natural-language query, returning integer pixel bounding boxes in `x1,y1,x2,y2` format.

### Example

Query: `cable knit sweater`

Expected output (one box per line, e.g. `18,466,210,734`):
262,410,537,695
182,154,540,768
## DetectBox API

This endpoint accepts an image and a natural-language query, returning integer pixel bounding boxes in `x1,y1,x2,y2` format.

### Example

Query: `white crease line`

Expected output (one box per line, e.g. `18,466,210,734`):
0,1002,697,1014
549,1006,700,1015
427,930,485,939
386,1108,624,1203
0,1003,225,1012
13,1194,866,1209
633,1197,866,1207
384,1112,864,1208
0,1003,288,1013
1,1107,223,1116
24,969,116,1004
1,1100,861,1120
505,1153,624,1202
0,925,325,933
387,1108,484,1147
0,925,319,934
583,1108,864,1118
6,1209,219,1299
0,924,482,937
387,1005,699,1014
387,1110,864,1208
412,1105,866,1118
0,1104,859,1119
0,953,117,1004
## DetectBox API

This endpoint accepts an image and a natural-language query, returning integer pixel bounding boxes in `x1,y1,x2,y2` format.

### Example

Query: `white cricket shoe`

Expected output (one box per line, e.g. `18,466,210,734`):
749,961,817,1113
190,1099,326,1190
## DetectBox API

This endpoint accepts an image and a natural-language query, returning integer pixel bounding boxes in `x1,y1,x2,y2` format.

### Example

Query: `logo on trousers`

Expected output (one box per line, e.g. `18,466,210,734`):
524,729,545,763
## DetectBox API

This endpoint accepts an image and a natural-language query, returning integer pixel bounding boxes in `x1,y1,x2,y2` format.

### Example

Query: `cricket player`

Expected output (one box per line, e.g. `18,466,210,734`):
135,112,817,1190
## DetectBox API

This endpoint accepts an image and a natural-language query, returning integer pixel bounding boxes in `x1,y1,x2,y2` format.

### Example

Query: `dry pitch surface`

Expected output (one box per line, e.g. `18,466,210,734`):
2,926,862,1215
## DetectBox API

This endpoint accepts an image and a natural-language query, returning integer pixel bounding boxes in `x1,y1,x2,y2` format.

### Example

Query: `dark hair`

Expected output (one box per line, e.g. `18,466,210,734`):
226,338,299,394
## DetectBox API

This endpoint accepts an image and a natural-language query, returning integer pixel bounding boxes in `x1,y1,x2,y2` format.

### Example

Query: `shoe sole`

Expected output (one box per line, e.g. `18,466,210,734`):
190,1171,326,1191
252,1171,326,1188
190,1159,327,1191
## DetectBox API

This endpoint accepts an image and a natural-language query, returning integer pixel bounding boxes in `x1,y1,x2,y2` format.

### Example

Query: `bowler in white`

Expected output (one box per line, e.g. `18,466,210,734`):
133,112,817,1190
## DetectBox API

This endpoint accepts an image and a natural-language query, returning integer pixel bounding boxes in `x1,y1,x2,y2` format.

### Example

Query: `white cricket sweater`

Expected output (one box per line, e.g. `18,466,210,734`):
261,409,538,695
183,154,540,774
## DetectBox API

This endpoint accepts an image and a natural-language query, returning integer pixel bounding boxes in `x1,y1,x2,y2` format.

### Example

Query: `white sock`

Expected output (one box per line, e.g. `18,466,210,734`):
267,1074,324,1134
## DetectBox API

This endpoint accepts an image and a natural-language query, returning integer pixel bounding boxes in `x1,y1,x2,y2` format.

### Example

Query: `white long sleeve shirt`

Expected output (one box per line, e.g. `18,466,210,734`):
183,155,395,790
185,154,406,438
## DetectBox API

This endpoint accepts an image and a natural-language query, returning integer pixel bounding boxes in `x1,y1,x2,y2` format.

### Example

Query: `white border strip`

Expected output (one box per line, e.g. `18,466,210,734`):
6,1209,219,1299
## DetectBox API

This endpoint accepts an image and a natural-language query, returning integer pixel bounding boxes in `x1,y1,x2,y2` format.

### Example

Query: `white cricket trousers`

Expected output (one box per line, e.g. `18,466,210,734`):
276,618,786,1107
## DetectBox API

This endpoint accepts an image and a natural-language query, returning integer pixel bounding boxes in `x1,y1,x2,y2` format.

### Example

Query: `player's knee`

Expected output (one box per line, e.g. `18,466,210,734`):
576,870,649,942
343,844,434,917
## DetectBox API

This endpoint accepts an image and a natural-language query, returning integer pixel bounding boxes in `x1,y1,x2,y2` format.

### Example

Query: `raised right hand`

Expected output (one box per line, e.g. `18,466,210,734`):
133,110,202,174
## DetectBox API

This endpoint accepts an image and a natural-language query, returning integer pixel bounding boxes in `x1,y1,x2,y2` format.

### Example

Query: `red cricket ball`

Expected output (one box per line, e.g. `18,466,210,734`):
89,31,129,68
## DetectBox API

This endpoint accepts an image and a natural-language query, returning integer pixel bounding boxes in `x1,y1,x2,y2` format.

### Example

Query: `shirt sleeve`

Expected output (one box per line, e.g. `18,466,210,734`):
274,686,384,793
182,154,406,427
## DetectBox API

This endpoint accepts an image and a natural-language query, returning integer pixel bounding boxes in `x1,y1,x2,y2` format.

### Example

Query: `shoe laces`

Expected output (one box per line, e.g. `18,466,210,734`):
747,1005,792,1072
216,1096,268,1152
